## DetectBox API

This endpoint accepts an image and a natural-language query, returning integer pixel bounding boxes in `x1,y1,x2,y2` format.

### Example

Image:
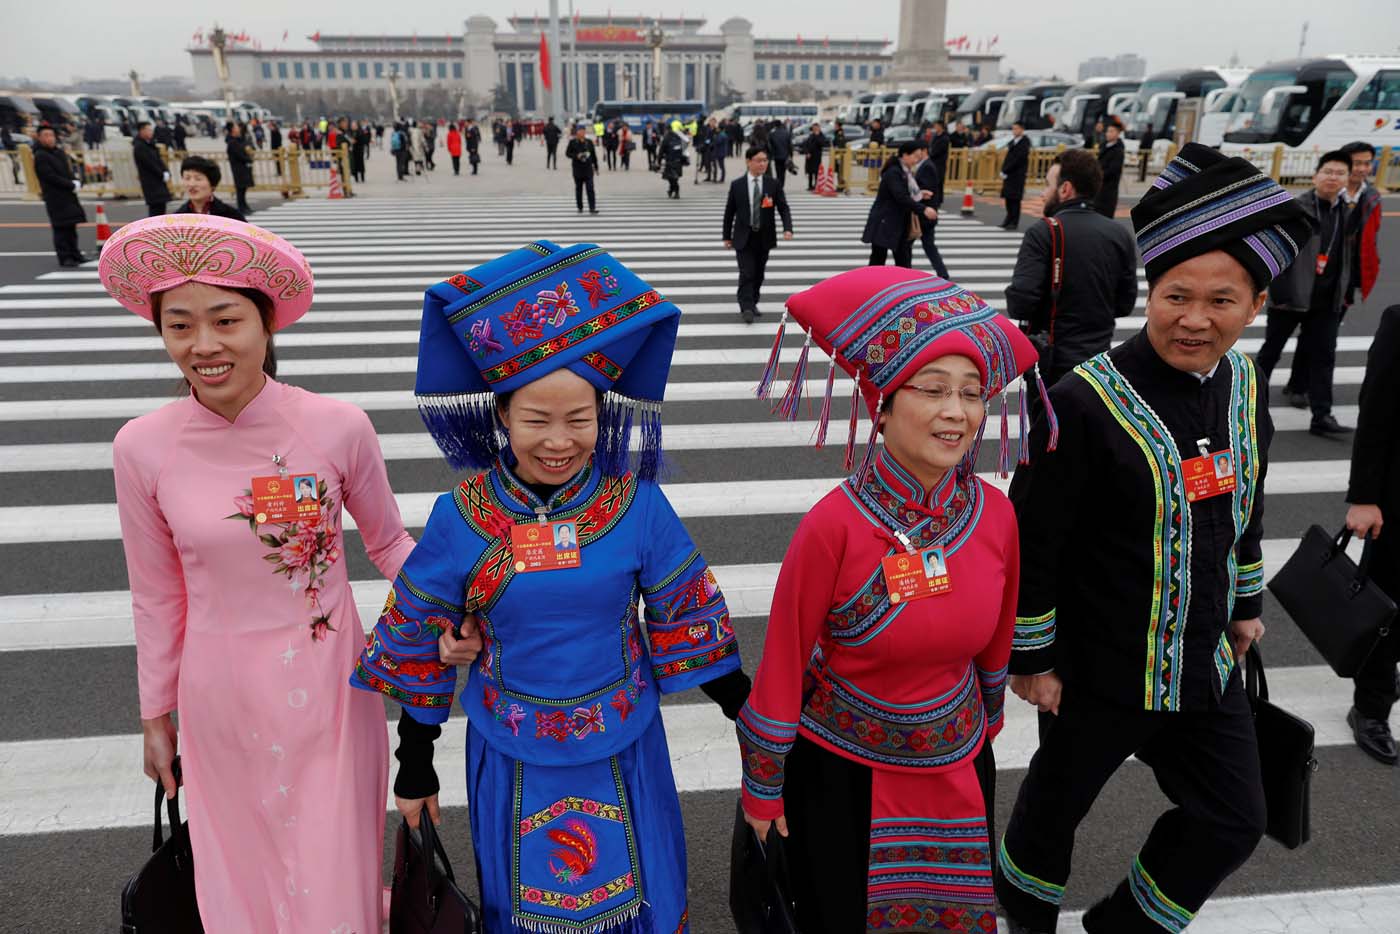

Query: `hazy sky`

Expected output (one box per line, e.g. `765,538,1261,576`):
4,0,1398,87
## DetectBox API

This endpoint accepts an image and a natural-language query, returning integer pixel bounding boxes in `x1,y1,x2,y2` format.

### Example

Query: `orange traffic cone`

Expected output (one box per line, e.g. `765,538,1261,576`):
960,182,975,217
815,165,837,197
94,201,111,254
328,166,345,200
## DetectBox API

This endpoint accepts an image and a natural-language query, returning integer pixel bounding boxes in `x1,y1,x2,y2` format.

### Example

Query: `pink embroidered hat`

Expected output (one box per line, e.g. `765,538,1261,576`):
98,213,314,329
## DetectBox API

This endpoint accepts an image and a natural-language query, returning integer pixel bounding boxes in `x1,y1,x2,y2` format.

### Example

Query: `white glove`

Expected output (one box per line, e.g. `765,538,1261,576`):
72,179,81,191
162,171,170,182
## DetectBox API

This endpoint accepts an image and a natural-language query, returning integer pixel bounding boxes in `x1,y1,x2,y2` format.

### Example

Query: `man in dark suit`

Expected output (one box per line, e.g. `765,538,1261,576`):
1344,304,1400,764
768,121,792,190
132,122,170,217
33,125,87,267
913,141,949,278
723,146,794,323
928,120,950,184
1000,121,1031,230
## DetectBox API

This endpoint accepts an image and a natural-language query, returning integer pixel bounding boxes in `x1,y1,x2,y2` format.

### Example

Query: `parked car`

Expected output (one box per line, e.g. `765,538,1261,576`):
981,130,1082,150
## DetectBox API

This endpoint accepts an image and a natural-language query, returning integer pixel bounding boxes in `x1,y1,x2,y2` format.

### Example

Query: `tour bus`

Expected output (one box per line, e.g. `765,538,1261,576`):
954,84,1017,129
726,100,819,129
840,91,879,126
591,98,705,132
869,90,906,127
59,94,122,130
110,96,156,126
1218,55,1400,155
892,87,975,127
139,98,176,125
1058,76,1144,141
0,93,41,136
1128,66,1251,144
994,81,1071,135
30,96,82,137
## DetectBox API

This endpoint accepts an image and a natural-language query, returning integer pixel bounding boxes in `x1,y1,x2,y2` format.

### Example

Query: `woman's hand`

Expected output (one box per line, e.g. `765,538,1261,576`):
142,713,180,799
396,793,441,830
439,616,483,666
1346,504,1384,540
742,806,789,841
923,207,938,221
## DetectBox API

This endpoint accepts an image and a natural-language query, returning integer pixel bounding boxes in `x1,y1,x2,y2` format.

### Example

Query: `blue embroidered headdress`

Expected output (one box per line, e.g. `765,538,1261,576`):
415,241,681,479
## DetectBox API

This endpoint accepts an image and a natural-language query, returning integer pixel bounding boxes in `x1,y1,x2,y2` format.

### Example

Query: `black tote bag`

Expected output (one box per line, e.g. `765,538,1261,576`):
729,799,801,934
1268,525,1397,677
1246,645,1317,849
389,815,483,934
120,759,204,933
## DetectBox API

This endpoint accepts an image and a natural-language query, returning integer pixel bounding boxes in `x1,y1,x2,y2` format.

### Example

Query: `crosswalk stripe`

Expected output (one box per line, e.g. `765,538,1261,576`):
0,538,1350,654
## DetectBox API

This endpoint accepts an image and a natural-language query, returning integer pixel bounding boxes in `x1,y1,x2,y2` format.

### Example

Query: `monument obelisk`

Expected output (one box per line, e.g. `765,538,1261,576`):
886,0,962,86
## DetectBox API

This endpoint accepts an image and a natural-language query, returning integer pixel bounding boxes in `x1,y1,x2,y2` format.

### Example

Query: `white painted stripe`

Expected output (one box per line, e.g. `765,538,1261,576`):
0,662,1385,835
0,537,1351,653
0,366,1345,421
0,408,1360,474
0,251,55,257
0,466,1354,545
1055,886,1400,934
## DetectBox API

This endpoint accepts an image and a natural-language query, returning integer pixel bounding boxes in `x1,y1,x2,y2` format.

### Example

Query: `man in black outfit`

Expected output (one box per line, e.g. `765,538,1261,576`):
1343,304,1400,764
565,125,599,215
768,120,792,190
32,125,87,267
723,147,794,323
1094,116,1126,218
1005,148,1139,385
1255,151,1353,436
543,117,561,169
927,120,950,184
1000,121,1030,230
912,141,949,279
132,122,170,217
225,123,255,215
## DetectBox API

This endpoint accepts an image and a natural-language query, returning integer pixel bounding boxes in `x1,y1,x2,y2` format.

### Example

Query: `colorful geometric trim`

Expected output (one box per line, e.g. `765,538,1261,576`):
1127,854,1196,932
479,290,664,385
800,663,984,769
652,641,737,680
976,664,1008,730
867,817,995,932
643,560,738,688
351,660,453,709
1137,174,1294,265
580,350,624,382
1013,609,1056,653
449,246,607,324
1234,560,1265,599
736,706,798,803
444,272,484,293
997,837,1065,906
1213,631,1237,697
1077,356,1192,712
1226,351,1262,619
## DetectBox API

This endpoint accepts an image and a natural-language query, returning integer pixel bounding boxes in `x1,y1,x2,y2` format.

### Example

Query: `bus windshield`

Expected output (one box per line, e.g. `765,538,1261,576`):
593,99,704,129
1225,64,1355,145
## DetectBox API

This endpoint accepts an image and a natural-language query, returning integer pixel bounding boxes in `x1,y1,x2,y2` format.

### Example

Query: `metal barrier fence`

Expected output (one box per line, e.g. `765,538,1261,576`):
9,143,353,202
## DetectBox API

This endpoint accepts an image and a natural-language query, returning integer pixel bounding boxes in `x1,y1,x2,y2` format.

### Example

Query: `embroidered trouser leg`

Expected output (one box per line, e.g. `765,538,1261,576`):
1084,682,1265,933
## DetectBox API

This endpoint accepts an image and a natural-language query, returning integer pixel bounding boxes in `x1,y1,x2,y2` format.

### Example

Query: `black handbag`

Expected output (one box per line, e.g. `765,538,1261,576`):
1245,645,1317,850
389,815,483,934
120,759,204,933
729,800,801,933
1267,525,1397,677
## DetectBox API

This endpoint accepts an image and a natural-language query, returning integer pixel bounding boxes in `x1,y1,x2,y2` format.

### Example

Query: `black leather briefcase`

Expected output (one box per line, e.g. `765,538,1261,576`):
1268,525,1397,677
389,815,483,934
730,799,801,934
120,759,204,933
1246,645,1316,849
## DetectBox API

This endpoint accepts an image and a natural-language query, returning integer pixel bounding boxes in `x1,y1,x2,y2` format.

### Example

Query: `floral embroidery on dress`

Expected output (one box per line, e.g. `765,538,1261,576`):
227,477,342,641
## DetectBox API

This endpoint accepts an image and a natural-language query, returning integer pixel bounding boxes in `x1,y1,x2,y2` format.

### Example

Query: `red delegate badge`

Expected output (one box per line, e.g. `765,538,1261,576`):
881,546,952,604
511,521,582,573
251,474,319,525
761,195,774,208
1183,450,1236,502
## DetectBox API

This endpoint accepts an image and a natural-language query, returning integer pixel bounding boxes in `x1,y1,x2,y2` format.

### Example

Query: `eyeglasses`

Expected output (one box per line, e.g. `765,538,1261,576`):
900,383,986,406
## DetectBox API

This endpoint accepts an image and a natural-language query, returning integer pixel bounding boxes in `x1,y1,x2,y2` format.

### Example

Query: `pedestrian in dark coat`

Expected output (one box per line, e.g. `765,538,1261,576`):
33,126,87,266
173,120,188,151
132,123,170,217
723,147,794,322
173,154,245,221
768,121,792,190
564,125,599,214
465,120,481,175
862,141,935,268
1343,304,1400,765
1000,123,1031,230
543,117,561,169
660,129,687,199
912,143,949,278
928,121,950,183
1094,117,1126,218
801,124,828,190
225,123,255,215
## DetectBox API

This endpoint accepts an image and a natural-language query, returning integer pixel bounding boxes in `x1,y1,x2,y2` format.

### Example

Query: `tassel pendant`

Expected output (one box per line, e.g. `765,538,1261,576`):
843,375,862,471
998,391,1012,477
1017,377,1032,465
856,391,882,484
813,357,838,449
775,334,811,421
1034,363,1060,451
755,308,789,399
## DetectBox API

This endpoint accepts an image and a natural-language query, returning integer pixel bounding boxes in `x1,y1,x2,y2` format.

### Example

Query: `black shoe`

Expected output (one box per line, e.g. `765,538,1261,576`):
1283,389,1309,409
589,209,599,215
58,258,80,268
740,307,756,323
1348,707,1398,764
1310,414,1353,437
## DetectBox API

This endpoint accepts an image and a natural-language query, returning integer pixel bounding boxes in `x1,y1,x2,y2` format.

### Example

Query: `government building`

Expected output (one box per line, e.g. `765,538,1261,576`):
188,14,1002,114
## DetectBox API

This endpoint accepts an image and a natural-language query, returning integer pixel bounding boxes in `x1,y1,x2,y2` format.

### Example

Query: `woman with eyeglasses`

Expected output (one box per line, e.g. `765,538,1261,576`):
737,265,1050,933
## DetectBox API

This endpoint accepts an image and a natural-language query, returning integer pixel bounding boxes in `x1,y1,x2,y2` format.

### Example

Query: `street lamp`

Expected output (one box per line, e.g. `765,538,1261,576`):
648,24,664,100
209,25,235,112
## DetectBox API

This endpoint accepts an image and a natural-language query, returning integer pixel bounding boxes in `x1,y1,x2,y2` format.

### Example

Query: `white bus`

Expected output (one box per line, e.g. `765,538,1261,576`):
1058,76,1143,141
1128,67,1250,144
893,87,976,127
725,100,818,129
1218,55,1400,158
995,82,1071,135
839,92,878,126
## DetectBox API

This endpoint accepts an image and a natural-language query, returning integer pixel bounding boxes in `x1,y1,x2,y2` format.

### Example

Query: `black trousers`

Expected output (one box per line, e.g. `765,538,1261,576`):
735,240,769,313
1254,305,1343,419
1355,552,1400,719
546,144,558,169
51,223,81,263
667,177,680,197
1003,197,1022,227
504,140,514,164
784,735,997,934
574,175,596,212
451,154,461,175
395,151,409,179
919,218,950,279
469,153,479,175
868,240,913,268
773,159,788,190
146,200,166,218
997,680,1265,933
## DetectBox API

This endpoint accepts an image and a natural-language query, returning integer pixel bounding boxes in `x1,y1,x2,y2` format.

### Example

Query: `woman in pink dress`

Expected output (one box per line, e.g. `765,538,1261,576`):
104,214,416,933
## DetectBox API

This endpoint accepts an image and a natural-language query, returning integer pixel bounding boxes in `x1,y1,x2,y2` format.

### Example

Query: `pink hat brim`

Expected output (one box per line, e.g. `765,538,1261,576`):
98,214,314,330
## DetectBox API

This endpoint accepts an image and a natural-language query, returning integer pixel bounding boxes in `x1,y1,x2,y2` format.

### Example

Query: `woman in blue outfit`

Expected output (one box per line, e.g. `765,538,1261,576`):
351,242,750,934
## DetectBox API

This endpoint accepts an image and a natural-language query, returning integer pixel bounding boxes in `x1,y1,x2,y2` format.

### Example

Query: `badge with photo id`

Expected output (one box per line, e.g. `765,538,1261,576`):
1183,449,1236,502
510,521,582,573
250,473,320,525
881,546,952,604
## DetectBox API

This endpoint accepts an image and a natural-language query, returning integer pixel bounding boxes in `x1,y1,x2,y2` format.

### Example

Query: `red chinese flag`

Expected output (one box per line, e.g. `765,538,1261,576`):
310,31,321,42
539,33,552,90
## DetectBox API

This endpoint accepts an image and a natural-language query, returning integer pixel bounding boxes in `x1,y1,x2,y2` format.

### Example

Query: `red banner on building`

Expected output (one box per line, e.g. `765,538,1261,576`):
539,33,552,89
575,26,645,43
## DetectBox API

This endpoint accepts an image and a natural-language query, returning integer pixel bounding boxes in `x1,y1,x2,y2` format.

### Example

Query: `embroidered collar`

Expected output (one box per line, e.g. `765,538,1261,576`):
490,454,600,516
869,448,960,514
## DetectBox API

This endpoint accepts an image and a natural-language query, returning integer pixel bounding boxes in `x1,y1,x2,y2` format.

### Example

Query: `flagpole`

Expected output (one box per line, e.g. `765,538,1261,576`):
548,0,564,123
568,0,580,120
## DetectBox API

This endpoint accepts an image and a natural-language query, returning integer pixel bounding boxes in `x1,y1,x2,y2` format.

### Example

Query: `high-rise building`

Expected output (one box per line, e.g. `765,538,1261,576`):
1077,53,1147,80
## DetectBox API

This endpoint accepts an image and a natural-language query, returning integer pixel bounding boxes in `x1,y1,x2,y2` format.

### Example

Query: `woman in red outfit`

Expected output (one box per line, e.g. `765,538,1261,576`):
738,265,1049,933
